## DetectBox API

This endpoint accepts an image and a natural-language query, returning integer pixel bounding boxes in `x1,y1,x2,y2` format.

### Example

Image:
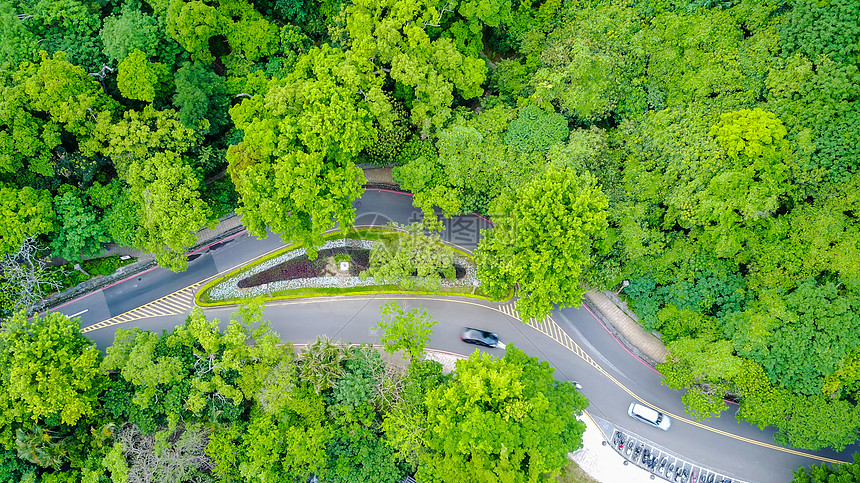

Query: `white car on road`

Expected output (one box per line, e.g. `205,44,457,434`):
628,402,671,431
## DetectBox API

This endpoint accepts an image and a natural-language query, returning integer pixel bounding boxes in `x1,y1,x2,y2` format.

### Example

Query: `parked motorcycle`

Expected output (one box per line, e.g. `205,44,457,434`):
659,458,668,473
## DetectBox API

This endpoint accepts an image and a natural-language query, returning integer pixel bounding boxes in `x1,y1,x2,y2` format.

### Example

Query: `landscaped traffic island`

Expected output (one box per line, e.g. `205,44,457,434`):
196,228,499,306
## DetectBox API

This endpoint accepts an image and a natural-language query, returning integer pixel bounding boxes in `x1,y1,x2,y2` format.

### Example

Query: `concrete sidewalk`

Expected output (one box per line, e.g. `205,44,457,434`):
583,289,669,365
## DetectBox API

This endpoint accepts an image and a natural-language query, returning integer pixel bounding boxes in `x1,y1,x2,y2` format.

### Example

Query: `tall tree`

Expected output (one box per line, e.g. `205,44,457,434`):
374,301,437,359
476,168,608,322
341,0,487,131
116,49,170,103
0,183,55,254
0,311,106,446
418,346,588,482
227,45,372,258
50,187,109,262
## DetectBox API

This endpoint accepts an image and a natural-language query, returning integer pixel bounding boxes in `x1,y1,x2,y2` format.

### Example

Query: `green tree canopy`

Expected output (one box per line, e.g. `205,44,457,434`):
418,345,588,482
476,167,609,322
374,301,437,359
0,312,106,446
362,222,456,291
227,45,372,258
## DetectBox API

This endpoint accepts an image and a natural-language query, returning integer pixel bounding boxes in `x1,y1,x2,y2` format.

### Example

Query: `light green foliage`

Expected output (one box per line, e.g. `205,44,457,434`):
168,308,250,412
476,168,608,322
102,328,186,408
94,105,201,167
458,0,511,28
680,387,730,423
102,442,129,483
634,9,748,107
0,79,62,176
531,1,646,120
127,151,210,272
227,46,371,257
792,453,860,483
87,180,140,248
546,127,608,174
418,346,588,482
532,40,616,122
395,106,532,215
166,0,226,62
504,104,569,153
90,106,207,269
50,188,109,262
710,108,788,160
117,49,170,103
0,312,105,443
99,5,162,64
361,222,456,291
20,51,117,139
694,109,793,258
381,360,447,470
239,405,332,481
374,301,437,359
0,184,55,254
658,338,743,421
220,0,279,62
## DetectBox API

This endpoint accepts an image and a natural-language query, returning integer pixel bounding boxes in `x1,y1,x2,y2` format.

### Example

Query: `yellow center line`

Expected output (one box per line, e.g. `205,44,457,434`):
80,237,851,465
498,308,851,465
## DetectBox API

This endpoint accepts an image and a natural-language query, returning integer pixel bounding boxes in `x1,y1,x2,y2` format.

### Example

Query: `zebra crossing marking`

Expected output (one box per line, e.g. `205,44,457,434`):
81,282,202,333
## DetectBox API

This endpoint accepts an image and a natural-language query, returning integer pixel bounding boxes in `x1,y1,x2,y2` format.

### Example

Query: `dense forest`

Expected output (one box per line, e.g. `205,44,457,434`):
0,0,859,461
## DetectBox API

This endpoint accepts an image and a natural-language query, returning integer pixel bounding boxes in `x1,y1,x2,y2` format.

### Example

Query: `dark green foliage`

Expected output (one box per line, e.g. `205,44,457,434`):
0,2,38,69
780,0,860,64
80,255,135,277
0,447,38,482
361,103,412,166
173,62,231,135
733,279,860,396
50,187,109,262
504,104,569,153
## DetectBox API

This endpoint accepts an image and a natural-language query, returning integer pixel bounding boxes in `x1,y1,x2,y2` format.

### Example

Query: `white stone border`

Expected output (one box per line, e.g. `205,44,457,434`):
205,238,478,301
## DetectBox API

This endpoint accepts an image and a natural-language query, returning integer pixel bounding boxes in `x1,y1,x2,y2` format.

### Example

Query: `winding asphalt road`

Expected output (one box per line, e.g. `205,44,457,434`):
49,189,859,483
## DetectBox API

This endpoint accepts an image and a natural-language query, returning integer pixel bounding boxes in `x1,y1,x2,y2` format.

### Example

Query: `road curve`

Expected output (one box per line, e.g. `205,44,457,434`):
59,189,859,483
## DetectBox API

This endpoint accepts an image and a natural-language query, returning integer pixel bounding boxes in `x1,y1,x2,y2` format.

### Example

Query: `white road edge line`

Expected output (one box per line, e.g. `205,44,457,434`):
67,309,89,318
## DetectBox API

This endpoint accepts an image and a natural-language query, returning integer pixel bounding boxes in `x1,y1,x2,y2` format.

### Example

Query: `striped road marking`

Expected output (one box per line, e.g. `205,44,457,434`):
497,301,599,369
81,282,202,333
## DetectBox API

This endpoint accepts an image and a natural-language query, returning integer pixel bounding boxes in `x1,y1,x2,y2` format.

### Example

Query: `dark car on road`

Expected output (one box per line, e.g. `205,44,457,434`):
460,327,506,349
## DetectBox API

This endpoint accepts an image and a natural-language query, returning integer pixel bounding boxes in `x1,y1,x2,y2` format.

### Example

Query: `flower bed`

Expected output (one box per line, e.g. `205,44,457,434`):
238,247,371,287
201,236,479,303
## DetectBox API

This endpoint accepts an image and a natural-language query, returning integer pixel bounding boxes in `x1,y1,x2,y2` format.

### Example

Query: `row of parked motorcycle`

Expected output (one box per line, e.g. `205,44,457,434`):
613,431,735,483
